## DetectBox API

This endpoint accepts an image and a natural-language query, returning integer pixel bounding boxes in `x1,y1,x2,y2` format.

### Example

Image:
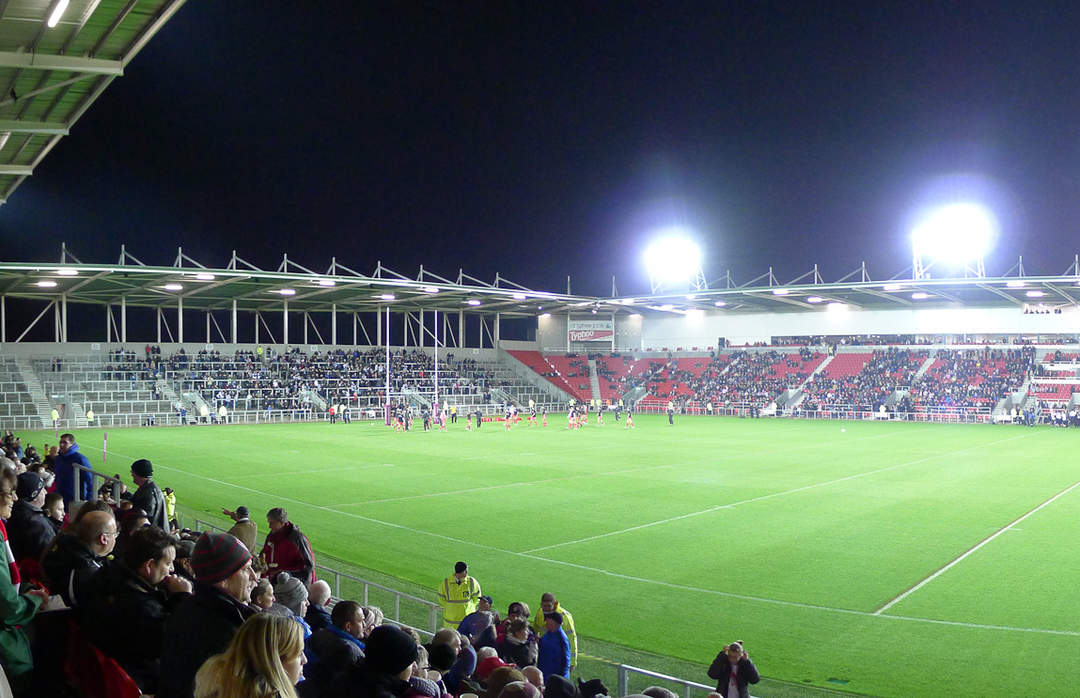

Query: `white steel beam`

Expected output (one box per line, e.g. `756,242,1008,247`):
0,52,123,75
0,120,67,135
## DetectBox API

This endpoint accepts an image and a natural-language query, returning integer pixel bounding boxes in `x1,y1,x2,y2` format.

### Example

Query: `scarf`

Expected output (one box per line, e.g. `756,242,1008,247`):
0,520,20,587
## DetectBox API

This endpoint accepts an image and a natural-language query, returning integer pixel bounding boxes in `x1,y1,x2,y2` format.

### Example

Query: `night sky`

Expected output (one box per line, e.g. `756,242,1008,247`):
4,1,1080,297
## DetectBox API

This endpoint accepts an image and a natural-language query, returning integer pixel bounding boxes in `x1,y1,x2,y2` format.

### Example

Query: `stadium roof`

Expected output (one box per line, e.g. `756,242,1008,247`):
2,247,1080,318
0,0,185,205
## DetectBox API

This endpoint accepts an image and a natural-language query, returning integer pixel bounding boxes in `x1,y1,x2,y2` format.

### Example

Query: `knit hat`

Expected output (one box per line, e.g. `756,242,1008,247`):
15,472,43,501
131,459,153,477
273,571,308,615
364,625,418,675
192,532,251,584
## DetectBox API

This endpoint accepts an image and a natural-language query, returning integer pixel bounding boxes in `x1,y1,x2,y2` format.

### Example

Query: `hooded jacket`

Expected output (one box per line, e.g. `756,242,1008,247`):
53,443,94,504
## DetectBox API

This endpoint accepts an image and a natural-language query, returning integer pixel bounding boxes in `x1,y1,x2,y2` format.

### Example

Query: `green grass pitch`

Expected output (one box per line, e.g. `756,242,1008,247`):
26,415,1080,696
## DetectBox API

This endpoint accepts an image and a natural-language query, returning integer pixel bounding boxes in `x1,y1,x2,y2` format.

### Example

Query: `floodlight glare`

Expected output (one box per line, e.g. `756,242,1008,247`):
466,299,481,306
807,296,824,303
911,292,929,300
643,235,702,288
317,279,336,287
195,272,215,280
882,283,903,291
772,288,790,295
57,268,78,276
278,288,296,296
164,283,183,291
911,202,997,265
1025,290,1045,298
36,280,57,288
379,293,395,301
713,300,726,307
1006,280,1025,288
512,292,527,300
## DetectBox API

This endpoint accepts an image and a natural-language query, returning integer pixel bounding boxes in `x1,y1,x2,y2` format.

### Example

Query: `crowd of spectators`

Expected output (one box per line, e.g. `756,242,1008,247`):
800,348,929,412
907,346,1034,410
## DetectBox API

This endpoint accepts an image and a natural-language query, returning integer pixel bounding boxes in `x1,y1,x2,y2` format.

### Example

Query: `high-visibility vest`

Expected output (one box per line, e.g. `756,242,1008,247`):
437,575,481,623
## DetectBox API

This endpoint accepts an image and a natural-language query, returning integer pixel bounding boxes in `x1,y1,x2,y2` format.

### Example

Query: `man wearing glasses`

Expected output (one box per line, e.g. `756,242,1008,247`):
42,509,119,607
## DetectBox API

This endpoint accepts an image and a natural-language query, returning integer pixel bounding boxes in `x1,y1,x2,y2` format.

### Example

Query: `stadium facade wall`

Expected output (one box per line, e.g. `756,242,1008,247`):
641,306,1080,348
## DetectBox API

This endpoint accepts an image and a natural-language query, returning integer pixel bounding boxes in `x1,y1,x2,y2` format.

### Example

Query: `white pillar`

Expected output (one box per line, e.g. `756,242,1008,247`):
156,308,161,343
331,303,337,346
494,312,500,347
283,301,289,346
0,295,5,343
231,300,237,344
106,305,111,342
206,312,211,344
352,312,357,346
418,310,424,347
303,312,309,345
459,310,464,349
61,293,68,342
255,312,260,344
177,296,184,343
121,295,127,342
377,308,382,346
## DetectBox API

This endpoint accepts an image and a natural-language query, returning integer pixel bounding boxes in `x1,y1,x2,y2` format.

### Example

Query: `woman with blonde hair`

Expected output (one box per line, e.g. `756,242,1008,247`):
194,613,306,698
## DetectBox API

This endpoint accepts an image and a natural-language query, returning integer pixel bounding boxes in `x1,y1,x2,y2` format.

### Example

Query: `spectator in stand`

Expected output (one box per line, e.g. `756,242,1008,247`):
537,612,571,680
437,560,481,629
0,469,48,692
521,665,544,693
223,505,258,552
8,472,54,575
458,594,497,648
274,571,310,617
42,492,65,535
496,601,531,643
82,525,193,693
432,627,476,695
261,507,315,586
42,505,116,607
531,593,577,671
484,665,527,698
306,579,333,631
325,624,419,698
642,688,677,698
474,646,509,683
130,459,168,530
706,641,759,698
159,532,258,698
174,538,197,583
54,432,94,505
194,613,305,698
304,599,367,690
497,617,538,668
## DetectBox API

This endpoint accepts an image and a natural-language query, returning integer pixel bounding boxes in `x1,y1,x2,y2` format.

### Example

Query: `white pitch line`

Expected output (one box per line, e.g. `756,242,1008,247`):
873,478,1080,615
327,464,675,506
522,432,1035,553
80,438,1080,638
247,463,396,478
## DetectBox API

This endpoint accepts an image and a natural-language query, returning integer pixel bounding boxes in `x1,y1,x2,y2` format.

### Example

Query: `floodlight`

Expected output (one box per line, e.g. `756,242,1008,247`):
164,283,183,291
827,302,848,311
911,292,929,300
1025,290,1045,298
713,300,726,307
772,288,789,295
807,296,824,303
466,299,481,306
512,292,527,300
57,268,78,276
278,288,296,296
539,313,551,319
657,304,674,311
36,280,57,288
317,279,336,287
911,202,997,277
195,272,215,281
379,293,395,300
423,286,439,294
47,0,68,27
1006,280,1025,288
643,234,704,293
882,283,903,291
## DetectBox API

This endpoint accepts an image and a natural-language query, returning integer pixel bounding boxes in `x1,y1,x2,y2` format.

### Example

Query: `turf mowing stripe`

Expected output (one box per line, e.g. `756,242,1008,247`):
523,431,1036,554
78,435,1080,639
872,477,1080,615
326,464,675,506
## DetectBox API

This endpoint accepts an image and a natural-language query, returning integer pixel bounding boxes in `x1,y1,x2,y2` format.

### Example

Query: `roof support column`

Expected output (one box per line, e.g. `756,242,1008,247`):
62,294,68,342
331,304,337,346
177,296,183,344
156,308,161,344
352,312,357,346
1,295,5,343
54,296,60,342
377,307,382,346
231,300,237,344
494,312,500,348
418,310,424,347
459,311,464,349
282,301,288,346
567,311,571,352
206,311,211,345
303,311,309,345
106,305,112,343
255,312,260,345
121,295,127,343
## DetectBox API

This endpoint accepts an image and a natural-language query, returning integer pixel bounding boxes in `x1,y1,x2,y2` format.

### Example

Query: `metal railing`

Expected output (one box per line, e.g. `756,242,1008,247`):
189,518,442,637
617,664,720,698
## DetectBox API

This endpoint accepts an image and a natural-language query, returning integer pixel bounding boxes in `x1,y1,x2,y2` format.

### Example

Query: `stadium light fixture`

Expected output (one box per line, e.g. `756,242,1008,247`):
807,296,824,303
56,268,78,276
882,283,903,291
713,300,726,307
164,283,183,291
379,293,395,301
423,286,439,294
1006,280,1025,288
826,302,848,311
35,280,57,288
194,272,215,281
911,292,929,300
643,232,705,293
657,304,675,311
539,313,551,318
512,292,527,300
317,279,336,287
772,288,790,295
911,202,997,278
1025,290,1045,298
278,288,296,296
47,0,69,27
466,299,481,306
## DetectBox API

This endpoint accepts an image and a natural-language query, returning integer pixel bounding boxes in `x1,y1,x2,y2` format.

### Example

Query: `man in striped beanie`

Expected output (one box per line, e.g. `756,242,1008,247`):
158,532,258,698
